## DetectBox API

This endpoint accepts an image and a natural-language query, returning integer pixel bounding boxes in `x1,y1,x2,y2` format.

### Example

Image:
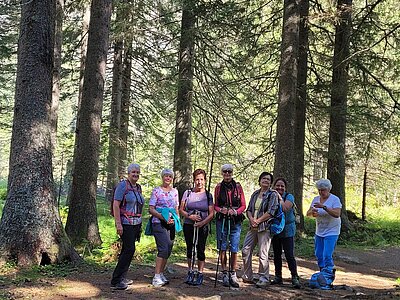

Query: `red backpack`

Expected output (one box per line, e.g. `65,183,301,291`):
110,180,142,217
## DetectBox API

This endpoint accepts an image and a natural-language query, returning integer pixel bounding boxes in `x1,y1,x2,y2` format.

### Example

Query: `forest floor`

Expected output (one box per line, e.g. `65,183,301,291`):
1,246,399,300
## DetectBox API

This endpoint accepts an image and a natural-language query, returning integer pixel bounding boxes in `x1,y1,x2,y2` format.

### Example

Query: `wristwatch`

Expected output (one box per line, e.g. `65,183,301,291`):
323,205,327,211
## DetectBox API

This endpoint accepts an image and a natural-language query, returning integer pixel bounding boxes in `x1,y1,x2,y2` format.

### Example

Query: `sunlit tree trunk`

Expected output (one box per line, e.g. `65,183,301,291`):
51,0,64,152
0,0,79,266
273,0,300,193
173,0,196,198
65,0,112,246
327,0,352,232
293,0,309,230
118,39,132,175
66,4,90,207
106,38,123,201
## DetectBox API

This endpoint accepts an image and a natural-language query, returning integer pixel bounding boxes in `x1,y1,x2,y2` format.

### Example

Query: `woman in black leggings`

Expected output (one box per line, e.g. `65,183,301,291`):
180,169,214,285
271,177,300,288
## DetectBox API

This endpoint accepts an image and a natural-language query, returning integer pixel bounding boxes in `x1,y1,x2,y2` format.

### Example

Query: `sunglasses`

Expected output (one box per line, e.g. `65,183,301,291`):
222,170,233,174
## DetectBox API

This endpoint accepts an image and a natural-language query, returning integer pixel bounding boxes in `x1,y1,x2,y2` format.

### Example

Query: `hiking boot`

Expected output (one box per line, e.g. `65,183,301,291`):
229,272,240,288
291,275,301,289
193,272,204,286
152,275,165,287
222,271,229,287
111,281,128,290
122,278,133,285
256,278,269,288
185,271,194,284
242,277,257,284
160,273,169,284
270,276,283,285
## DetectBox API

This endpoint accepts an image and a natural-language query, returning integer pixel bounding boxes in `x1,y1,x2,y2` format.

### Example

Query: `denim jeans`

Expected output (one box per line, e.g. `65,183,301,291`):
216,219,241,253
314,234,339,269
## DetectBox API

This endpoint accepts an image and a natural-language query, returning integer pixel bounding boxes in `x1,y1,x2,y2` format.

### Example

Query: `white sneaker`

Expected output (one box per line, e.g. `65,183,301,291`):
152,275,165,287
160,273,169,284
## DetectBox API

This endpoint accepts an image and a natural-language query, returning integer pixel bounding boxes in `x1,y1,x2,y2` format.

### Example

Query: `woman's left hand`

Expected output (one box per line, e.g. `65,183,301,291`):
194,221,204,227
167,218,174,224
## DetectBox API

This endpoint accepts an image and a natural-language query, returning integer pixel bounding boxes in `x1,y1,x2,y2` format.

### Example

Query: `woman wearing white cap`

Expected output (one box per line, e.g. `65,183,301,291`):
214,164,246,288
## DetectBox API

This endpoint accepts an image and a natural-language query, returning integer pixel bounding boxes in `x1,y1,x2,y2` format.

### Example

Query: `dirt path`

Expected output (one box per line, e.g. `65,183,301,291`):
2,246,399,300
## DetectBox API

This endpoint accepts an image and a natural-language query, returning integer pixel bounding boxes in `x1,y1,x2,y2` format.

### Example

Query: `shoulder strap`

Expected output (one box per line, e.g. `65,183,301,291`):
120,180,130,207
183,189,192,211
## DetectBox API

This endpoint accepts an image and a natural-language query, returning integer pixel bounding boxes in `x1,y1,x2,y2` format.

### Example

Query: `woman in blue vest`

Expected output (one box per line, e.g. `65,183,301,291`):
111,163,144,290
270,177,300,288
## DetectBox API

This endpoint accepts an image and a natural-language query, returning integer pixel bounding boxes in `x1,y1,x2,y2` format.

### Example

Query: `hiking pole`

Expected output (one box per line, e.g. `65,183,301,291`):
190,220,199,284
227,214,232,290
214,216,225,288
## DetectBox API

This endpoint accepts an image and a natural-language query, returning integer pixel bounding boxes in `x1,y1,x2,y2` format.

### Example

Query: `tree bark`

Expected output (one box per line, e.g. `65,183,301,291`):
0,0,79,266
65,0,112,246
293,0,309,231
173,0,196,198
51,0,64,152
66,4,90,207
118,39,132,175
273,0,300,193
106,38,123,201
327,0,352,232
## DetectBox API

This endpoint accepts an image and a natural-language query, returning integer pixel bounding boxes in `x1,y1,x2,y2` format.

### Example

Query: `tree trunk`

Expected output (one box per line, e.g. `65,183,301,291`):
66,4,90,207
51,0,64,152
65,0,112,246
105,38,123,201
273,0,300,193
361,140,370,221
293,0,309,231
0,0,79,266
173,0,196,198
118,39,132,175
327,0,352,232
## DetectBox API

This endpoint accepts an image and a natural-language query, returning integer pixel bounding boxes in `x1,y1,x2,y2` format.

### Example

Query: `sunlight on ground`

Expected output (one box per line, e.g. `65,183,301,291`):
11,280,101,299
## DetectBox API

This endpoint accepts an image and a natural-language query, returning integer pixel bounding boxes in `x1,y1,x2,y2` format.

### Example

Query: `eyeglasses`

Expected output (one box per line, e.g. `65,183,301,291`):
222,170,233,174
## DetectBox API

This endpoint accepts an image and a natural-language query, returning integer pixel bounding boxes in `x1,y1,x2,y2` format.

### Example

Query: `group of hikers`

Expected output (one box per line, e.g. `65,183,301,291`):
110,163,342,291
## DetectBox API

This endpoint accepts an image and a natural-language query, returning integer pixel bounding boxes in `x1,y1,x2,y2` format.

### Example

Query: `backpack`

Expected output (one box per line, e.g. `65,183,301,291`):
309,267,335,290
110,180,142,217
269,192,285,235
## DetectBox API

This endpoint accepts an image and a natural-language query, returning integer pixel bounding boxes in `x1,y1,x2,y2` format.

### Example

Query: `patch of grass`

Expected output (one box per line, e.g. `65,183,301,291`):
0,262,79,287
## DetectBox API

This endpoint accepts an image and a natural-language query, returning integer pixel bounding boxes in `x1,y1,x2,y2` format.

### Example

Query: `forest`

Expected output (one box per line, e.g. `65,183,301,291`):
0,0,399,299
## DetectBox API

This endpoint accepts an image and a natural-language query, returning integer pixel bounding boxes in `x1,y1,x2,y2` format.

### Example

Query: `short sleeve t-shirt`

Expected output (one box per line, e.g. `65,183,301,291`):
279,192,296,238
182,190,213,224
114,180,144,225
310,193,342,237
149,186,179,223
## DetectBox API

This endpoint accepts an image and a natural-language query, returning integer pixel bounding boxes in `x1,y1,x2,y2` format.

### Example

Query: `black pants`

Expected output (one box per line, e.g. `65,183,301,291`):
111,224,141,285
183,223,208,262
272,235,298,277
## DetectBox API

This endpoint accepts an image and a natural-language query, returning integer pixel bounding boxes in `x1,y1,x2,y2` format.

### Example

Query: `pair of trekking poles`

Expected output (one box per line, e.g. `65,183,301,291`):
214,212,233,288
186,211,203,285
